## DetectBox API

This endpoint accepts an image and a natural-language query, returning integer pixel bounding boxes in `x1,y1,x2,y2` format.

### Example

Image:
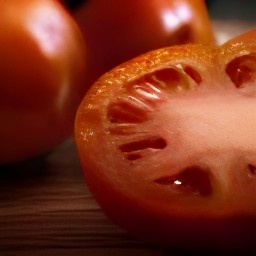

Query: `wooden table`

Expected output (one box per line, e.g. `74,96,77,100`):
0,139,178,256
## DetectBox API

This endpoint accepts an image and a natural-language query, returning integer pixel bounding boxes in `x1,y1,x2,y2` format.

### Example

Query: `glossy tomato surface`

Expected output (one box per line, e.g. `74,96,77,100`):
75,30,256,250
0,0,87,164
62,0,215,87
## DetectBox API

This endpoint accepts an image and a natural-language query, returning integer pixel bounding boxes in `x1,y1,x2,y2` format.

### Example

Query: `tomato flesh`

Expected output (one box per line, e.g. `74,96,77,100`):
75,30,256,250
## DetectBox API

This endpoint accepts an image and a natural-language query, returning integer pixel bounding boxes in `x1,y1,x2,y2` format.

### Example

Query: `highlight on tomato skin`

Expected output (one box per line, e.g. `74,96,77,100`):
75,29,256,251
60,0,215,87
0,0,87,164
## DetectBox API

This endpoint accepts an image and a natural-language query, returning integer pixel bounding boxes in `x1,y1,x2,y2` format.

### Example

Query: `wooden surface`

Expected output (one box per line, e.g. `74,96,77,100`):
0,139,179,256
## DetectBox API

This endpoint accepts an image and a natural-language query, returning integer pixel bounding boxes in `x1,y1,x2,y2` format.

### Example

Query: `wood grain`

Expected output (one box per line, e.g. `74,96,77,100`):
0,140,244,256
0,139,177,256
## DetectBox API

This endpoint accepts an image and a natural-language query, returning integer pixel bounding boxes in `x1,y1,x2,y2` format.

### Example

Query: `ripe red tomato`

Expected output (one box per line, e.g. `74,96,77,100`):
61,0,215,86
0,0,87,164
75,29,256,250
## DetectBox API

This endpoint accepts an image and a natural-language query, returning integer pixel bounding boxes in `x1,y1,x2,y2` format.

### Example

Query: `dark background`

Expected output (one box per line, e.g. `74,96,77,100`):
206,0,256,21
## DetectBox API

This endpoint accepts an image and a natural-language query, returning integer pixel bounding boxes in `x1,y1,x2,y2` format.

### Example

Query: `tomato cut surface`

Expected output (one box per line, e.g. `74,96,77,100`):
75,30,256,250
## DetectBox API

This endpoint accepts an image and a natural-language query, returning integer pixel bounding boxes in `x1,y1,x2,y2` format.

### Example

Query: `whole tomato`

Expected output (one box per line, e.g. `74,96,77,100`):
75,29,256,250
0,0,87,164
61,0,215,86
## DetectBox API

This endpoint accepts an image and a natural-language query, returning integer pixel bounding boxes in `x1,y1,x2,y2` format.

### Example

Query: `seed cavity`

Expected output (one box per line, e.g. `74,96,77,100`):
226,54,256,88
126,154,143,161
118,137,167,161
149,68,182,89
183,66,202,85
154,166,212,197
140,66,201,94
128,82,164,104
248,164,256,176
119,137,167,153
107,97,150,124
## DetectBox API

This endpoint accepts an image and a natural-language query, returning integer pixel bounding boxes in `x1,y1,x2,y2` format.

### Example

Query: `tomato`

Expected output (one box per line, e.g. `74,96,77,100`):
61,0,215,87
75,29,256,250
0,0,87,164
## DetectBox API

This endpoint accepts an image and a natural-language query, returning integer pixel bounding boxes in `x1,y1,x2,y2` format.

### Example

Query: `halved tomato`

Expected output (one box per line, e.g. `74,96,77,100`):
75,29,256,250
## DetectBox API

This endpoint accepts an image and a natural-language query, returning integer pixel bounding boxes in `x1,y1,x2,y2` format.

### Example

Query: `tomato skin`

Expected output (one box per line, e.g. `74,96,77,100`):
63,0,215,86
75,30,256,250
0,0,87,164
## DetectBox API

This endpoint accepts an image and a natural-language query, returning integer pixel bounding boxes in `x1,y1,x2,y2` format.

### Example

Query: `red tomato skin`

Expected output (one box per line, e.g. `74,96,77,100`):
75,30,256,250
68,0,215,86
0,0,87,164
